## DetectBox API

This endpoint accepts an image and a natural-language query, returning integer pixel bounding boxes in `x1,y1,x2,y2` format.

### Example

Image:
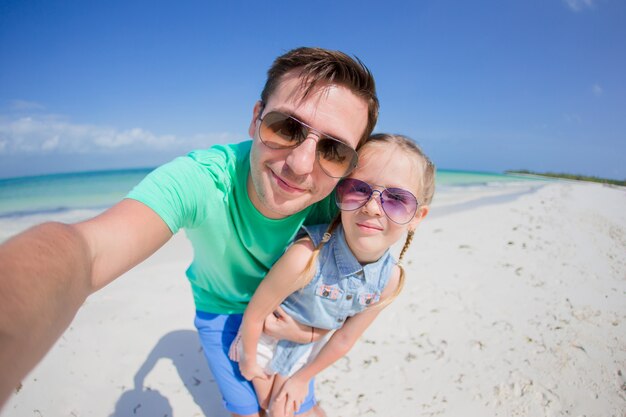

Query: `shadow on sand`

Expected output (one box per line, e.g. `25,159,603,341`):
108,329,228,417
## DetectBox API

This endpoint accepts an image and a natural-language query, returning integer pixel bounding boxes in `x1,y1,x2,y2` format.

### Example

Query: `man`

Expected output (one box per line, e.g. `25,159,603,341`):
0,47,378,416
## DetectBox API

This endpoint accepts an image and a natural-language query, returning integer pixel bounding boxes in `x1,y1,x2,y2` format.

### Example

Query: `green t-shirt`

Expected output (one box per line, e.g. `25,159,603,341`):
126,140,336,314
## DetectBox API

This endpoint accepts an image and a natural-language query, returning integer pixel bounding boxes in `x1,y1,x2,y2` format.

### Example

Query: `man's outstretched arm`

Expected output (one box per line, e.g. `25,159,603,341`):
0,199,172,408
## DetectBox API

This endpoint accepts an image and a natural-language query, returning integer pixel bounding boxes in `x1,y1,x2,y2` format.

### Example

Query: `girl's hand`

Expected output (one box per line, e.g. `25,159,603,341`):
239,357,269,382
274,375,310,415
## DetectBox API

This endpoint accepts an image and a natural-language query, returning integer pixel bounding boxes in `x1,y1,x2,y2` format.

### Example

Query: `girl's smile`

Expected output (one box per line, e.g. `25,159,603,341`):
355,221,384,233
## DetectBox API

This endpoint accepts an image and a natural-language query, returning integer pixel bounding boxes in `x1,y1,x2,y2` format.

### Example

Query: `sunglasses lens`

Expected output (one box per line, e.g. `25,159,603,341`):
335,179,371,210
317,139,358,178
336,179,418,224
381,188,418,224
259,112,305,148
260,112,358,178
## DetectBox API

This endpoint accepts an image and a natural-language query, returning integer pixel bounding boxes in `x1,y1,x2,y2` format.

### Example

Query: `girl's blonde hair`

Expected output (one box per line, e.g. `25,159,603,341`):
295,134,436,310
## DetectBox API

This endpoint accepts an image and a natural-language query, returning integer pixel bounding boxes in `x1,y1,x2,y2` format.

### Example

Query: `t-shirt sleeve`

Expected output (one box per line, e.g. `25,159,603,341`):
126,154,228,234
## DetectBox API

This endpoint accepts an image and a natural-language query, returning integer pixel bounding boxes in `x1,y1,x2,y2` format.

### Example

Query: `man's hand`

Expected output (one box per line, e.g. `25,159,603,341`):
228,331,242,362
228,331,269,381
263,306,312,344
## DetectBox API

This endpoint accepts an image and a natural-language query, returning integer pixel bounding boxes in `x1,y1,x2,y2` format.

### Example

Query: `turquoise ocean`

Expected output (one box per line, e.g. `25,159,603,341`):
0,168,541,218
0,168,545,242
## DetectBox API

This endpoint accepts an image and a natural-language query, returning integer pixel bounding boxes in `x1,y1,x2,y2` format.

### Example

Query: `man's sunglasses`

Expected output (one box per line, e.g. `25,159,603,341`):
335,178,419,224
258,111,358,178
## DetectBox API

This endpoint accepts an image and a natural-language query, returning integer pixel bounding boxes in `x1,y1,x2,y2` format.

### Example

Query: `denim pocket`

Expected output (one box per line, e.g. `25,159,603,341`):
315,284,343,300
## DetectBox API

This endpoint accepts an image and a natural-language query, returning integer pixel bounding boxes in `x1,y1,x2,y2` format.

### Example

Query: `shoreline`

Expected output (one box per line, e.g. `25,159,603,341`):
505,171,626,187
0,179,540,243
2,180,625,416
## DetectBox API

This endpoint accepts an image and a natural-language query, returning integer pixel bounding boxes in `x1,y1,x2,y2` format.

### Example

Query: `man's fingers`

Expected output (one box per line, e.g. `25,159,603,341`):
273,305,286,318
228,332,241,361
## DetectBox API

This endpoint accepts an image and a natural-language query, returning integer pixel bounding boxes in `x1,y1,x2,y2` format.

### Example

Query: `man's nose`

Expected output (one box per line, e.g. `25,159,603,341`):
285,134,318,176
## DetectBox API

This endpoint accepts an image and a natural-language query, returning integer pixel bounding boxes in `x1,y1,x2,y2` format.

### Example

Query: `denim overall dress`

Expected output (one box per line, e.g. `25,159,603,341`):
269,224,395,375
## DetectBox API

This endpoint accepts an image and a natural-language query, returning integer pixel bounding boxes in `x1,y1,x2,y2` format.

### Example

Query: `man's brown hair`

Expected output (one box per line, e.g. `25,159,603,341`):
261,47,379,147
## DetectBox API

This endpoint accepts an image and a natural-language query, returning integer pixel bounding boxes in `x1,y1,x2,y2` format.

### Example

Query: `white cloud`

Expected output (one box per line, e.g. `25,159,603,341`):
9,100,45,111
563,0,596,12
0,113,238,154
591,83,603,96
41,135,60,151
91,127,178,149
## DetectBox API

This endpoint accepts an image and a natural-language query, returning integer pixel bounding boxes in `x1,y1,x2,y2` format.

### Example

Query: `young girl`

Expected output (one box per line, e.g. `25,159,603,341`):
230,133,435,416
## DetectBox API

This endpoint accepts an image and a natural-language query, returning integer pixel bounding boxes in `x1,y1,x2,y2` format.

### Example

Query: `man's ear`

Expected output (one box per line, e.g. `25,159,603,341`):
248,101,264,139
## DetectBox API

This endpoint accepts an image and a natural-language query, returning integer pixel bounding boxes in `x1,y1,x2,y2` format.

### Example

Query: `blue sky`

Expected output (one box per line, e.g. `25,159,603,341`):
1,0,624,180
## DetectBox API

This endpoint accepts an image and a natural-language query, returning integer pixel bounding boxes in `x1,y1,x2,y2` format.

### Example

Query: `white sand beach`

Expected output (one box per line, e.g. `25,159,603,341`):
2,180,625,417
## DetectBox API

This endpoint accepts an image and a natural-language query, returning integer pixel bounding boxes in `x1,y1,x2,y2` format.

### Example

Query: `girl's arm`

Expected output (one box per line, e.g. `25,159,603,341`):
238,238,315,381
274,265,402,413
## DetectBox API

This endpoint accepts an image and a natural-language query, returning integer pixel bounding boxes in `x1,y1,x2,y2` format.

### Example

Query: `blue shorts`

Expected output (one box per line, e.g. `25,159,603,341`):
194,311,317,415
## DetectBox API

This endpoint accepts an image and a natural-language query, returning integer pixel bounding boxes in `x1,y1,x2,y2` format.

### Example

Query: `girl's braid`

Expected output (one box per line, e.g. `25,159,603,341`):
398,229,415,264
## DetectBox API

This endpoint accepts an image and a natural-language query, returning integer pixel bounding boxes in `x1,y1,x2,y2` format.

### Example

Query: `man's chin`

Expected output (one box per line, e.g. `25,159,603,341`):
259,190,318,218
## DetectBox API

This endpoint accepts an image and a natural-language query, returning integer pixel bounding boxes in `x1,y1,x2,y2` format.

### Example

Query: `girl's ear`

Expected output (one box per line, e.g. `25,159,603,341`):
408,205,429,230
